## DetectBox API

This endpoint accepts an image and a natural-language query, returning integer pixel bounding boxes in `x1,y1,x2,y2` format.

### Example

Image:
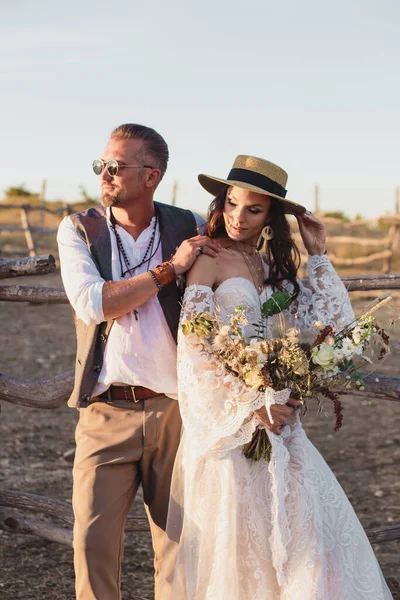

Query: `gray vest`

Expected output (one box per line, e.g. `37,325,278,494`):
68,202,198,408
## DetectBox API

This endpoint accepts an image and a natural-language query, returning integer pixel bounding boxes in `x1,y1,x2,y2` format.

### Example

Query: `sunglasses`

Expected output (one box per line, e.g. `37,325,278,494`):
92,159,154,177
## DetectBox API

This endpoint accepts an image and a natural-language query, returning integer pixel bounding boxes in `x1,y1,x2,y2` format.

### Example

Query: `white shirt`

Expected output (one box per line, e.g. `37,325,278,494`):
57,207,203,400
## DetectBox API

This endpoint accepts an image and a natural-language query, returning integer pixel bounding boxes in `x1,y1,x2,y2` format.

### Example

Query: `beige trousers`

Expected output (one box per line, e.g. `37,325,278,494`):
72,394,181,600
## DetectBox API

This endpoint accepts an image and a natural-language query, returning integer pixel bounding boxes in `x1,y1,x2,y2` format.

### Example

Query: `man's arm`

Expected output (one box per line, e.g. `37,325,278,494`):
102,233,220,320
57,217,106,325
57,216,220,324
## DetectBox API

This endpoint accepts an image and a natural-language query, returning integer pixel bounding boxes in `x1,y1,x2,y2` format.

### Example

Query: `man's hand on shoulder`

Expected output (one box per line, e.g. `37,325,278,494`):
171,235,221,277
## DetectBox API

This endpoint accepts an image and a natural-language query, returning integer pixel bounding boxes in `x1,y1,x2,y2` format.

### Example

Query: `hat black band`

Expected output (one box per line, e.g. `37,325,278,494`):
227,168,287,198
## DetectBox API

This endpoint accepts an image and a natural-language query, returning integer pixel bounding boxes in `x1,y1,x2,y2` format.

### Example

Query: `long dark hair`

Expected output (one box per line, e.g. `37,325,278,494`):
207,189,301,296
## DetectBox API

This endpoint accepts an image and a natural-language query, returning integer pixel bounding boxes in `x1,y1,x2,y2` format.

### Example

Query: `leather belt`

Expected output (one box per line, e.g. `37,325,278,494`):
98,385,160,403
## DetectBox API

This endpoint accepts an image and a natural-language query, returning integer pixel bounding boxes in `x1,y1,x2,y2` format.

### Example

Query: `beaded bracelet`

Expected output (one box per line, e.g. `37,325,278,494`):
149,261,176,291
149,270,163,292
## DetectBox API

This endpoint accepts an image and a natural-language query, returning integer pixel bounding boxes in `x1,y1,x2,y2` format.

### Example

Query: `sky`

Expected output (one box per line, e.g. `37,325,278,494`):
1,0,399,218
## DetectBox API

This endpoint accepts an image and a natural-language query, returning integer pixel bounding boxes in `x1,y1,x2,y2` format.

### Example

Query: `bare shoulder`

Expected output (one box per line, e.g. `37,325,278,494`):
186,254,219,287
186,245,236,287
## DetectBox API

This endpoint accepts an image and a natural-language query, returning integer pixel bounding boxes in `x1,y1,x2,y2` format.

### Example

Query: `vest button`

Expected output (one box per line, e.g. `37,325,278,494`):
93,365,101,372
80,394,91,407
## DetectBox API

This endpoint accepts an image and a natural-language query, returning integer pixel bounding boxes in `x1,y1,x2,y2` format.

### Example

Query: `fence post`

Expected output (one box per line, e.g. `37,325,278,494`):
382,224,398,274
314,184,320,214
62,203,71,218
20,207,37,257
40,179,47,228
171,180,178,206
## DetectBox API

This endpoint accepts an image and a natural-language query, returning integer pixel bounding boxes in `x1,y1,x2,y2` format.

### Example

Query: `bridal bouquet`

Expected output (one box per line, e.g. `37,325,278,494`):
181,292,391,461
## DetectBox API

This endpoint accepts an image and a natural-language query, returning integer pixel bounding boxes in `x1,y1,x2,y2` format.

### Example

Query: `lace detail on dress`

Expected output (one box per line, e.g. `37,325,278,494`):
283,254,355,331
265,387,291,424
178,284,265,458
263,388,292,585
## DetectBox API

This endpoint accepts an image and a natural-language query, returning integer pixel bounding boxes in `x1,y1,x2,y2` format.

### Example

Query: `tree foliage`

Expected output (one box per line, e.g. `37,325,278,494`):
323,210,350,222
5,185,37,198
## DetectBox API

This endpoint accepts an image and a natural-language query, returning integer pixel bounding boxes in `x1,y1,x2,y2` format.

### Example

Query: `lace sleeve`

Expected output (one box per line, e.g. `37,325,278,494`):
283,254,355,331
177,284,265,458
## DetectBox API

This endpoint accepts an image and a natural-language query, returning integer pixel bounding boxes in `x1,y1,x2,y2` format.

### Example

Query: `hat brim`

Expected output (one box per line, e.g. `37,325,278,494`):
198,174,306,215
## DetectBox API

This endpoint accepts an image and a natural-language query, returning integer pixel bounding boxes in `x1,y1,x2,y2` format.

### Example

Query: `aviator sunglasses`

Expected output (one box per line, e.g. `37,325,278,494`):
92,159,154,177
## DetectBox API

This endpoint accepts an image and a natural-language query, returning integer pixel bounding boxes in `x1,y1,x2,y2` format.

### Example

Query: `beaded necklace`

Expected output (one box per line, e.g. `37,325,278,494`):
110,208,161,319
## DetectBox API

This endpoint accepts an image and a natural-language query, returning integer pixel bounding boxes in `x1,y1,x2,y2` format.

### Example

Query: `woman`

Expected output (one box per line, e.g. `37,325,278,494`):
163,156,392,599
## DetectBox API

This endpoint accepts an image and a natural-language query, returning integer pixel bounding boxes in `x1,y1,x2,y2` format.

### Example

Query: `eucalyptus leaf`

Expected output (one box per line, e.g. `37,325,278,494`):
261,291,293,317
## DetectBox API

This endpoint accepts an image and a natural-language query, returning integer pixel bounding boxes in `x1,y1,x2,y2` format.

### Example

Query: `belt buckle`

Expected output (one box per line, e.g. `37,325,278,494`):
130,386,140,403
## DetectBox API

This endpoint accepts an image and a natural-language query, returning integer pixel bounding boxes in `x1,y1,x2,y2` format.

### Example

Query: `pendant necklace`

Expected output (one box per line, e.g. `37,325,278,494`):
233,241,265,295
110,208,161,320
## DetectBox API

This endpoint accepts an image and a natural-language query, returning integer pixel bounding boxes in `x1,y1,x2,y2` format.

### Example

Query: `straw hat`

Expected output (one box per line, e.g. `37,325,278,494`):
198,155,306,215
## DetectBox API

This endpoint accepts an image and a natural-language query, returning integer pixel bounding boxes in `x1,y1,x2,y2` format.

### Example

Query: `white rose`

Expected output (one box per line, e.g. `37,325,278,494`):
311,342,335,369
243,368,264,391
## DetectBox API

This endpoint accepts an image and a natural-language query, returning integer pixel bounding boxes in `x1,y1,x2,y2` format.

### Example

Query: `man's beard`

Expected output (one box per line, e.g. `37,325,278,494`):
101,191,121,208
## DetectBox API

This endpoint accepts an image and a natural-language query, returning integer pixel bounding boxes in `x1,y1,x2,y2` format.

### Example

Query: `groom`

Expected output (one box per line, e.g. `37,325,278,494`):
57,123,219,599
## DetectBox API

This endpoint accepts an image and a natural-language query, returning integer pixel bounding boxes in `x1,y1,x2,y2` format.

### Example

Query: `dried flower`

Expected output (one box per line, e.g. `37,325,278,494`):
243,368,264,391
313,325,334,347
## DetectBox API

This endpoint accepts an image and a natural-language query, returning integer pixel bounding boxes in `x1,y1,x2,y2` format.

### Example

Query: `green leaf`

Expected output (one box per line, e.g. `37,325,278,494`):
261,291,293,317
181,321,193,335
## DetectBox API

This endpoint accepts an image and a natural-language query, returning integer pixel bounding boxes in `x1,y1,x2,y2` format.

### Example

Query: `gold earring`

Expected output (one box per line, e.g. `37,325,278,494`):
260,225,274,241
257,225,274,251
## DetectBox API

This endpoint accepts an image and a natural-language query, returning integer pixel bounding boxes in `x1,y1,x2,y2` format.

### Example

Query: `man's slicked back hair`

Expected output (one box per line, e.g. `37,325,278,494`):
111,123,169,180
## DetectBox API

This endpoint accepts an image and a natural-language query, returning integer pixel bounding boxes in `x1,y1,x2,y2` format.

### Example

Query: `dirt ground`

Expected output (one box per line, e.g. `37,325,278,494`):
0,272,399,599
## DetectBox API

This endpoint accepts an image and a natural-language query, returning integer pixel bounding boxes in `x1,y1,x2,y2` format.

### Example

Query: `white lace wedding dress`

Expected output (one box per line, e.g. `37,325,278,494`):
162,255,393,600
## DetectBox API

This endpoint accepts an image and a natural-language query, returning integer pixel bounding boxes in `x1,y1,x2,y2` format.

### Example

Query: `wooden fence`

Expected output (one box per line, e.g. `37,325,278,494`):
294,215,400,275
1,255,400,549
0,203,71,257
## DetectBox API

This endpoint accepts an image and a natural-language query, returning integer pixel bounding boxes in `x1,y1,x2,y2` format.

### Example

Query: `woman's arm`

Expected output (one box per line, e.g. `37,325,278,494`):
283,213,354,330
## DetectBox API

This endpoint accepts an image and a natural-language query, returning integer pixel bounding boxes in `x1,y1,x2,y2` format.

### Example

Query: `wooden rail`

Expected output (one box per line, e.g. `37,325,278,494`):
0,284,66,303
1,370,399,410
1,273,400,305
1,225,57,235
0,202,71,257
0,254,56,280
1,480,400,546
0,203,70,215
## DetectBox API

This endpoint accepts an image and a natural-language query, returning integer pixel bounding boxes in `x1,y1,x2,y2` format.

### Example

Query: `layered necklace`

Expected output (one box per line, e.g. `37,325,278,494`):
230,240,265,294
110,208,161,320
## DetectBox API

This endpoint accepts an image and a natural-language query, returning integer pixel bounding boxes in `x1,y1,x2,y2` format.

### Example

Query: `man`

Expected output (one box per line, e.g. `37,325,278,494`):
57,123,219,600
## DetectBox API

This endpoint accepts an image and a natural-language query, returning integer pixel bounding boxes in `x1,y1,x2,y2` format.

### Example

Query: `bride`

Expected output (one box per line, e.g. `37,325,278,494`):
163,155,393,599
